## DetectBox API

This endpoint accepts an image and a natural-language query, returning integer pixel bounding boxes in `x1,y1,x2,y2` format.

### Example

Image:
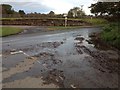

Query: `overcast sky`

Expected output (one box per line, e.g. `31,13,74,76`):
0,0,97,15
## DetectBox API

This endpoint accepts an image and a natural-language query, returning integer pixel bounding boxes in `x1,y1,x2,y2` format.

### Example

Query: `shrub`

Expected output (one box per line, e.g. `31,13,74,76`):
101,22,120,49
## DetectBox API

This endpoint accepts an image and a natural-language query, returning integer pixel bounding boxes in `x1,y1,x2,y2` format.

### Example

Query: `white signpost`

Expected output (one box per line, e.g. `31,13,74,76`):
63,14,67,27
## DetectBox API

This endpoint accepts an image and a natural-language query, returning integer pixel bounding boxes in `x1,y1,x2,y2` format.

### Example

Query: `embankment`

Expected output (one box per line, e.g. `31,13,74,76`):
1,18,91,26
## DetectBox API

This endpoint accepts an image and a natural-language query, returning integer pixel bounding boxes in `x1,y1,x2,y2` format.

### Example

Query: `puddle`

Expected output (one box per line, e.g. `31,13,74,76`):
2,27,119,88
2,54,27,69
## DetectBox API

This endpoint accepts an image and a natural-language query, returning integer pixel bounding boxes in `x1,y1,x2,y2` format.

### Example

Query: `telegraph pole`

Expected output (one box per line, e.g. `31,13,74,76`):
80,5,84,11
80,5,84,18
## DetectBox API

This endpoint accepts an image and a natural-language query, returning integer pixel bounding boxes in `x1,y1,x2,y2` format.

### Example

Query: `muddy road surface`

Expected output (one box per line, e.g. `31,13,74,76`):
1,27,119,88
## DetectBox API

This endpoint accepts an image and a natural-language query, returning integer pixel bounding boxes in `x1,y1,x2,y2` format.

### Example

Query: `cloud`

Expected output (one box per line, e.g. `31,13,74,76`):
0,0,96,14
0,2,53,13
40,0,73,14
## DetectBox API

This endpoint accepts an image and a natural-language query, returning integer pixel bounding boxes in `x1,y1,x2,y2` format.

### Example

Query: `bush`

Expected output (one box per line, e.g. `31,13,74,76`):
103,25,112,32
83,18,108,25
101,22,120,49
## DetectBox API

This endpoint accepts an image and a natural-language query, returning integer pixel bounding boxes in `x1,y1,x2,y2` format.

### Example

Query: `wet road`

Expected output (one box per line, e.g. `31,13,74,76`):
2,27,119,88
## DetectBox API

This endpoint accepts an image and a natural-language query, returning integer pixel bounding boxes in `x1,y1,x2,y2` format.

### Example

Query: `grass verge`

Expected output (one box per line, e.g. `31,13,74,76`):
0,27,23,37
100,22,120,49
46,26,96,31
82,18,108,25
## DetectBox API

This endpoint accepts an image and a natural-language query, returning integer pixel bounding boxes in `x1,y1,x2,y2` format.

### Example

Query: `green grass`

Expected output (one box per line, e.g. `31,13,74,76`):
0,27,23,37
47,26,80,30
0,18,23,20
46,26,94,31
82,18,108,25
101,22,120,49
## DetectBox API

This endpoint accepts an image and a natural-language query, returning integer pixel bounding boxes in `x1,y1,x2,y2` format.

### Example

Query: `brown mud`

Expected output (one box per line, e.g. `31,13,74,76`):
2,27,119,88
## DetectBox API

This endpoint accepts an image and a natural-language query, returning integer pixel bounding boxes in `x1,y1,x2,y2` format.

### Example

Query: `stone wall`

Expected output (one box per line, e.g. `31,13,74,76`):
1,19,91,26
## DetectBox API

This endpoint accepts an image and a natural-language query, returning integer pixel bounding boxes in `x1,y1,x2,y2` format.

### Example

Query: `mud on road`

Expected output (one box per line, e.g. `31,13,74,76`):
2,27,119,88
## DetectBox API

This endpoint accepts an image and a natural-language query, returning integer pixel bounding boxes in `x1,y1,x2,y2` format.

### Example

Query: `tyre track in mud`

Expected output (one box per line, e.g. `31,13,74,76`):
74,36,119,74
3,56,37,79
2,27,119,88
